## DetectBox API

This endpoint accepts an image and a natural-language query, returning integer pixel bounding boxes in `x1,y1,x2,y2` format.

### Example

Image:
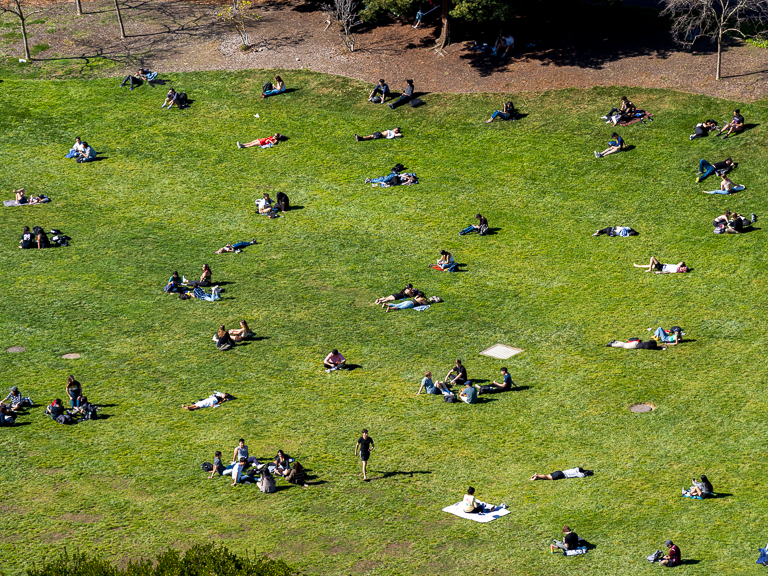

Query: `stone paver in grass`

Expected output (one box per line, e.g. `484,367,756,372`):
629,403,655,413
7,346,25,353
479,344,523,360
61,353,81,359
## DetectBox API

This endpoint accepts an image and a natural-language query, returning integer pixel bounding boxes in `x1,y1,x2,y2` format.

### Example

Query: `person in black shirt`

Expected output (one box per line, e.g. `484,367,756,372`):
275,192,290,212
374,284,415,305
19,226,34,249
389,79,414,109
696,157,734,182
553,526,579,551
717,108,745,139
209,451,225,478
438,359,467,389
354,429,374,480
45,399,65,420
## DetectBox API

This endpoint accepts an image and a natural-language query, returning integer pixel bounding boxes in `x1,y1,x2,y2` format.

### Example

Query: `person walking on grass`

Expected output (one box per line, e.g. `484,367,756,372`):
355,428,374,480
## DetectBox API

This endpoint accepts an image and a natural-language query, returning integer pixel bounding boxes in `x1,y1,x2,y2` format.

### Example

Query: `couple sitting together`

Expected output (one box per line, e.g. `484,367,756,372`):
214,321,253,351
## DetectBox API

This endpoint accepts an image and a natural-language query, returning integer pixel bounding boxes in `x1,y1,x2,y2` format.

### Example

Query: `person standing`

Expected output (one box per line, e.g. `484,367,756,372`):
355,429,375,480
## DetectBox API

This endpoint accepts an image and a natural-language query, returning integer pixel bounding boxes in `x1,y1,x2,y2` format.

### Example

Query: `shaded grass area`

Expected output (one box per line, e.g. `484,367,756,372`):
1,71,768,575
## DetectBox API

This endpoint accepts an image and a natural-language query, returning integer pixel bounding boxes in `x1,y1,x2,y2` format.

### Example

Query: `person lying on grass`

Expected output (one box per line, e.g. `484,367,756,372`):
486,101,518,123
702,173,741,195
215,239,256,254
216,325,235,350
716,108,744,139
324,349,347,371
633,257,689,274
14,189,28,204
696,157,733,182
592,226,638,237
261,75,285,97
182,391,233,410
594,132,625,158
237,133,281,149
375,285,416,305
531,467,594,480
355,127,402,142
365,172,418,187
653,326,682,345
476,366,517,394
683,474,713,498
607,338,663,350
690,119,718,140
416,371,451,395
383,291,429,311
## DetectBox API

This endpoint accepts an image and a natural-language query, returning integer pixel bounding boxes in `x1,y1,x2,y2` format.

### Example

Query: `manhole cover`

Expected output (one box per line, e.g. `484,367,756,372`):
7,346,25,353
61,353,81,359
629,403,655,413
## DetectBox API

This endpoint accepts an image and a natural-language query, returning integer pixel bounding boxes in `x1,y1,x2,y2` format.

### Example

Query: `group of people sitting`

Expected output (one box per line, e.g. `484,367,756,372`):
208,440,309,490
417,362,518,401
213,321,254,351
713,210,755,234
0,386,33,425
690,109,744,140
19,226,50,249
255,192,290,217
40,376,99,424
372,283,441,311
64,137,97,163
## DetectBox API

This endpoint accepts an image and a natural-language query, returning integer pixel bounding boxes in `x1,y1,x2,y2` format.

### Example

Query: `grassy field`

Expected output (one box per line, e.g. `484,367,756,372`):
1,70,768,575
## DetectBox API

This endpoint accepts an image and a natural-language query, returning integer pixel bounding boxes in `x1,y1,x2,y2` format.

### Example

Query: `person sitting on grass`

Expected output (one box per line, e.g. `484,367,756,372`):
324,349,347,371
660,540,681,567
215,325,235,351
165,271,184,293
486,101,518,123
45,398,65,421
417,371,451,396
436,249,456,271
553,526,580,552
215,239,256,254
32,227,50,249
182,391,233,410
229,320,253,342
285,461,309,487
355,127,402,142
275,192,290,212
531,467,594,481
476,366,517,395
258,467,277,493
702,173,743,195
375,284,415,305
459,381,478,404
716,108,745,139
689,119,718,140
19,226,34,249
594,132,626,158
683,474,713,498
602,96,635,124
161,88,186,109
633,257,689,274
463,486,483,513
76,142,97,163
654,326,682,345
607,338,663,350
273,450,291,477
592,226,638,237
389,79,415,109
257,193,273,215
460,213,489,236
368,79,390,104
384,291,428,312
209,451,225,478
237,133,281,149
231,457,254,486
3,386,32,410
187,264,212,288
261,75,285,98
0,403,15,426
442,359,468,389
724,212,754,233
65,137,86,159
696,157,733,182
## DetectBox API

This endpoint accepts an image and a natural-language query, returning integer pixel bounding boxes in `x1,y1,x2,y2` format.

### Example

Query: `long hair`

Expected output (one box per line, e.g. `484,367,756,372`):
275,75,283,84
217,325,227,338
700,474,713,493
240,320,250,334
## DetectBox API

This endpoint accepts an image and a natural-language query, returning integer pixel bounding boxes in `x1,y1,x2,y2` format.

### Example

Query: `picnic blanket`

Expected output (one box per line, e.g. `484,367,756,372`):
442,500,510,523
4,199,48,207
429,264,457,272
617,112,653,126
757,546,768,566
413,305,431,312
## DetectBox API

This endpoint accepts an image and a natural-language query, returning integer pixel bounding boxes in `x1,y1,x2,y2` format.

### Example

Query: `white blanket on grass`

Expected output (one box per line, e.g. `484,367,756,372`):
442,500,510,523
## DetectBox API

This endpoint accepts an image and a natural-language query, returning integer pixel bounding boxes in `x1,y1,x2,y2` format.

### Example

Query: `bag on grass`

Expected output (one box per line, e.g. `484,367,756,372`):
409,98,423,107
647,550,663,563
262,81,273,93
371,96,382,103
82,403,98,420
201,462,214,472
444,394,457,403
56,414,73,425
479,223,489,236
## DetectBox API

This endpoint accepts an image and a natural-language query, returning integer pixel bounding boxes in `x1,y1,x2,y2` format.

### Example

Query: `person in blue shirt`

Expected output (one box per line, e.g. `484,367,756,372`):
368,79,390,104
476,367,517,395
459,382,478,404
594,132,625,158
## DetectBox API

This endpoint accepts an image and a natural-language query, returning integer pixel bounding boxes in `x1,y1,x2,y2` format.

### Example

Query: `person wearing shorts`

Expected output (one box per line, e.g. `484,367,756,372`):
531,467,593,480
354,429,374,480
355,128,402,142
633,257,688,274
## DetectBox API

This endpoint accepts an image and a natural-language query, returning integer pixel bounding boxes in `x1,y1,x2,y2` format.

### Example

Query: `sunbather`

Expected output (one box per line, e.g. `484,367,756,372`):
696,157,733,182
607,338,663,350
375,285,415,305
633,257,688,274
120,68,154,90
683,474,713,498
384,291,428,311
364,171,417,186
531,467,594,480
261,75,286,97
476,366,517,394
592,226,638,237
215,239,256,254
28,195,47,205
182,391,233,410
653,326,682,345
229,320,253,342
702,173,740,195
486,101,518,123
594,132,625,158
355,127,402,142
14,189,28,204
716,108,745,139
215,325,235,350
237,133,280,149
64,137,86,158
689,119,718,140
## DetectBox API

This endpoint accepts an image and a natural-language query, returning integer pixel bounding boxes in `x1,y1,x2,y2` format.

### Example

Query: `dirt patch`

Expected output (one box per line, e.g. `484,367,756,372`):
383,541,412,556
630,403,656,413
353,559,385,574
6,346,26,353
59,512,104,523
3,0,768,100
40,531,71,543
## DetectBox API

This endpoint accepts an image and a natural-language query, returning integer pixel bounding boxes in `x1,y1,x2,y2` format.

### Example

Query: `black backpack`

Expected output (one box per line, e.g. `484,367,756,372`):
56,414,73,425
82,404,98,420
392,163,405,174
262,81,273,93
201,462,214,472
409,98,423,107
444,394,457,403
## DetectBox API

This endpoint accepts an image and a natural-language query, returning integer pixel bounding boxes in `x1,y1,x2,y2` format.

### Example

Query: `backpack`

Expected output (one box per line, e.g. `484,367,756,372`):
82,403,98,420
201,462,214,472
444,393,457,403
370,96,382,103
478,223,489,236
409,98,423,107
262,81,273,93
647,550,663,563
178,92,188,106
179,293,191,300
714,224,726,234
56,414,73,425
392,163,405,173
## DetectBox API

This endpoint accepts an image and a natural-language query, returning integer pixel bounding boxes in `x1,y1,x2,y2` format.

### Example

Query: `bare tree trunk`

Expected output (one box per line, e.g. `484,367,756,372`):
75,0,82,16
114,0,125,38
716,29,722,79
20,11,30,59
436,0,450,50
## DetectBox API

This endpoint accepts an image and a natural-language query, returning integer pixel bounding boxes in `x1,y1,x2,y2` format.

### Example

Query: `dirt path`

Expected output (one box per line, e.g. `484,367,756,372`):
5,0,768,100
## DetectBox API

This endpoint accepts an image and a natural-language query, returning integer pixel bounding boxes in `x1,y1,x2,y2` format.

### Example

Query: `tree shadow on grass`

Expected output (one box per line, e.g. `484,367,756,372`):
369,470,431,481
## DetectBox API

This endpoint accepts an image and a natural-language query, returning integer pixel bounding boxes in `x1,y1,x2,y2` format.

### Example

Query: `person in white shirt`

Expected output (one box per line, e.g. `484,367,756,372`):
494,32,514,57
355,127,402,142
531,467,594,481
65,137,86,159
633,257,689,274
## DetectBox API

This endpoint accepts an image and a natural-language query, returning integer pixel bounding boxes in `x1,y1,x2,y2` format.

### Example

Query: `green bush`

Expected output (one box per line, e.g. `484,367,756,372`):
27,545,298,576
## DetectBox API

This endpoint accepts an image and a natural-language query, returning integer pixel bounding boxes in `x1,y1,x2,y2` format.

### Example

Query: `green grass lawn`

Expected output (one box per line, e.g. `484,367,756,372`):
1,70,768,575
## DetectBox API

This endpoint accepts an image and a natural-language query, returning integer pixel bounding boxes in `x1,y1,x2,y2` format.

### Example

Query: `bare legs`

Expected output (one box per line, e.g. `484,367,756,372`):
633,256,659,272
531,473,554,481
